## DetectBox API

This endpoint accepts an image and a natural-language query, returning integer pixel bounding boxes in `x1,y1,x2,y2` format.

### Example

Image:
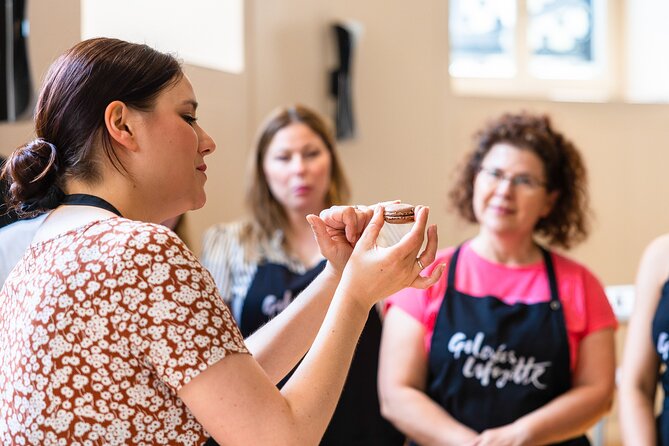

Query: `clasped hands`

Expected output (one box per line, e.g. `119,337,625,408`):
307,202,444,308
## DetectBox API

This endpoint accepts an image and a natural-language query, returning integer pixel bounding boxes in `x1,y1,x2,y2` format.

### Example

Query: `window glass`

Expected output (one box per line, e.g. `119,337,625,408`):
527,0,602,79
449,0,517,78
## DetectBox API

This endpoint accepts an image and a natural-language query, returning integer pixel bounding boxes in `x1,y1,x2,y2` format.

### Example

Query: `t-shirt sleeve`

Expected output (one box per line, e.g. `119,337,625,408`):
581,267,618,335
117,225,249,393
385,287,429,322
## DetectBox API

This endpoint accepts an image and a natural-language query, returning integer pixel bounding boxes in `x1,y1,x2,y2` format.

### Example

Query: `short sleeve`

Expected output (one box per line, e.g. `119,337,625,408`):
385,287,430,322
116,225,249,393
582,268,618,335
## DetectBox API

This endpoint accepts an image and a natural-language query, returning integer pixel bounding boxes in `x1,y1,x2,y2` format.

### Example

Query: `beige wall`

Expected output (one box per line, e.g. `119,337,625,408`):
2,0,669,287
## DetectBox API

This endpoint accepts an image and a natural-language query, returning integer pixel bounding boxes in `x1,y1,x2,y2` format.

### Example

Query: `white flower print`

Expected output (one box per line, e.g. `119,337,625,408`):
0,219,248,445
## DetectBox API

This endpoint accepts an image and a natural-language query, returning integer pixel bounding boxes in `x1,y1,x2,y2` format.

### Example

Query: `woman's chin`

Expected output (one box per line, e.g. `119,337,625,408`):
192,192,207,211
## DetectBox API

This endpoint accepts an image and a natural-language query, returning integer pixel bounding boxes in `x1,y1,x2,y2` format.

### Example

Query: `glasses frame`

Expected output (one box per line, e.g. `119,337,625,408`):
477,166,547,191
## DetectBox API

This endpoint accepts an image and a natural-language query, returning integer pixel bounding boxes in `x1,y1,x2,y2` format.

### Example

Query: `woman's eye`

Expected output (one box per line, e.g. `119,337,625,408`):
514,176,533,186
305,150,321,158
183,115,198,125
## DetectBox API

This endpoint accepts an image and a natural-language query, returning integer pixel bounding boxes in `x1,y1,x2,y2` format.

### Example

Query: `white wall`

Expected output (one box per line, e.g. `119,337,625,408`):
2,0,669,287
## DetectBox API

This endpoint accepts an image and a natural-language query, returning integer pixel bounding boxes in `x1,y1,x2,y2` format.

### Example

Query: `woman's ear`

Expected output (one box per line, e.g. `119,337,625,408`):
104,101,139,152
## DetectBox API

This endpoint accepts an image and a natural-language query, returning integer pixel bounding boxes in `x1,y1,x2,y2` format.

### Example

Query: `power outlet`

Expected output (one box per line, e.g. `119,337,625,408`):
605,284,635,322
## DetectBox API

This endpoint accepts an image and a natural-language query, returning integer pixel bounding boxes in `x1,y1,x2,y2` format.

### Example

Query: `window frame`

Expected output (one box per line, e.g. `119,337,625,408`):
448,0,620,103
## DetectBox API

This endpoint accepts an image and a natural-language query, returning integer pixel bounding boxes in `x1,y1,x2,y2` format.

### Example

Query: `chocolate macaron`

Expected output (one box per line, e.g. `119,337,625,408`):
383,203,415,224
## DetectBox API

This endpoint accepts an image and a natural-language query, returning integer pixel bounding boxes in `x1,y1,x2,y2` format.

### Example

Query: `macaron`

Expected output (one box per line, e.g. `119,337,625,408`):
383,203,415,224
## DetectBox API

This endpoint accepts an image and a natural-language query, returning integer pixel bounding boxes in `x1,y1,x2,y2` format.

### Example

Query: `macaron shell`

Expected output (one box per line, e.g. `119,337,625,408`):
384,203,415,224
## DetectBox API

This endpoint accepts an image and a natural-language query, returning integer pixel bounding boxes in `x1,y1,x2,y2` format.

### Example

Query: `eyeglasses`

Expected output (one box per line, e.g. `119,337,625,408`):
477,166,547,191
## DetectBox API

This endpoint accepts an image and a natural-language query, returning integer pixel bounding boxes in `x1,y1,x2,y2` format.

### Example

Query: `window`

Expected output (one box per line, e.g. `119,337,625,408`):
449,0,612,101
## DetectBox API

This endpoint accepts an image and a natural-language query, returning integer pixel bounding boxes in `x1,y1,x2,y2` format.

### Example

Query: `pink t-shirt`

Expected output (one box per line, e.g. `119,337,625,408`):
386,242,617,370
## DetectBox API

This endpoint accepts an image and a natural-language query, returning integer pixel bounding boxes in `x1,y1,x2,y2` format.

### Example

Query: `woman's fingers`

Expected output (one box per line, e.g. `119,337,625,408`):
341,206,360,245
416,224,438,270
319,205,375,246
392,206,429,262
356,206,385,250
410,263,445,289
306,214,330,251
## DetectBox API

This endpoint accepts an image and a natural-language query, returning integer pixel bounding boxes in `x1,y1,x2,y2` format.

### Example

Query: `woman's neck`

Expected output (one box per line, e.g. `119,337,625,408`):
283,207,323,268
64,176,169,223
470,230,543,266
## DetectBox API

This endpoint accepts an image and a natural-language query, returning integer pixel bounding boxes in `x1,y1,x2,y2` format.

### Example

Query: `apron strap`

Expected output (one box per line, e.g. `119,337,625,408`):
446,245,463,290
61,193,123,217
540,246,561,305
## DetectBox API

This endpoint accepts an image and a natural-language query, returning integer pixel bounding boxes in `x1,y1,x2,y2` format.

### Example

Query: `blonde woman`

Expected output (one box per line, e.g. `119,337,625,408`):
202,105,404,445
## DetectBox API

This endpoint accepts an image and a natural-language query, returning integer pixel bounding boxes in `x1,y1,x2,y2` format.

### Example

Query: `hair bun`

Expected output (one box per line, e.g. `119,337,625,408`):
2,137,63,215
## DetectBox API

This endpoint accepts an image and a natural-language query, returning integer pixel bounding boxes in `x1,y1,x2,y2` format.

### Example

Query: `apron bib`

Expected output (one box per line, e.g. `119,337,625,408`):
239,261,325,338
411,245,588,446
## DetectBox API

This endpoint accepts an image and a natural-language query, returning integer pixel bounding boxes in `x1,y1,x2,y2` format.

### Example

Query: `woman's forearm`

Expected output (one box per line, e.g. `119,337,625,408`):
381,386,477,446
244,264,340,384
619,385,657,445
511,383,613,445
510,329,615,445
278,287,372,444
180,289,375,446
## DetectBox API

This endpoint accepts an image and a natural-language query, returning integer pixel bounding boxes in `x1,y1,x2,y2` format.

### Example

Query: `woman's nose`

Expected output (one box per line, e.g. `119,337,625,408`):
290,155,307,173
198,126,216,155
494,177,513,194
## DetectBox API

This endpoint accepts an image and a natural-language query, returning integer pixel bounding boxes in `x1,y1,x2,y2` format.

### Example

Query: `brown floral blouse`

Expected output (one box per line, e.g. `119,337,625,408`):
0,218,248,445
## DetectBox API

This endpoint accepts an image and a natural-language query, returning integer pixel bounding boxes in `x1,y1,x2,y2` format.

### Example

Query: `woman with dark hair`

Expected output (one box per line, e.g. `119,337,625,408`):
378,112,616,445
0,38,442,445
0,155,19,228
201,104,404,445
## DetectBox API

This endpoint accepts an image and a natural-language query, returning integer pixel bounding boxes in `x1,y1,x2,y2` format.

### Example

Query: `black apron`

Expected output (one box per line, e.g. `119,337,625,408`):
652,279,669,445
209,259,403,446
412,245,588,445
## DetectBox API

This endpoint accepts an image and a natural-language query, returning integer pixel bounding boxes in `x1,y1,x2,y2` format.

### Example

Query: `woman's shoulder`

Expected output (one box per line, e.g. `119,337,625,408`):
549,249,599,279
641,233,669,265
549,250,613,308
106,217,173,236
635,234,669,294
203,220,257,245
103,218,189,250
201,219,268,268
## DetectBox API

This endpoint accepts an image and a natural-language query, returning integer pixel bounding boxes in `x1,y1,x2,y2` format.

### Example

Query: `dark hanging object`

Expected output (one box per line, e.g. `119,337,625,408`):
330,22,358,140
1,0,32,122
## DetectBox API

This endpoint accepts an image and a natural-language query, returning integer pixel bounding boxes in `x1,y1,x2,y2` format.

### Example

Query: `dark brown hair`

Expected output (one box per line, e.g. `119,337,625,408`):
449,112,589,249
245,104,351,240
0,37,183,215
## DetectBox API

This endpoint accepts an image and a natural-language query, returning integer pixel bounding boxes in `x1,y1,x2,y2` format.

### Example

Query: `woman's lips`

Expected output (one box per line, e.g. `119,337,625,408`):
489,205,513,215
293,186,311,196
197,164,207,172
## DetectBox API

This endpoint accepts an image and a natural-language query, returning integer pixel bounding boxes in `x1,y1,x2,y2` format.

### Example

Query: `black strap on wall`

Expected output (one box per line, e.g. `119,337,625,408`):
330,23,356,140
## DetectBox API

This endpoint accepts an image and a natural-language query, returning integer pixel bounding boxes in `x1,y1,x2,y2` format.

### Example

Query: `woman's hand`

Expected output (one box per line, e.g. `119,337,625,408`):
335,205,443,309
464,424,528,446
306,204,375,275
